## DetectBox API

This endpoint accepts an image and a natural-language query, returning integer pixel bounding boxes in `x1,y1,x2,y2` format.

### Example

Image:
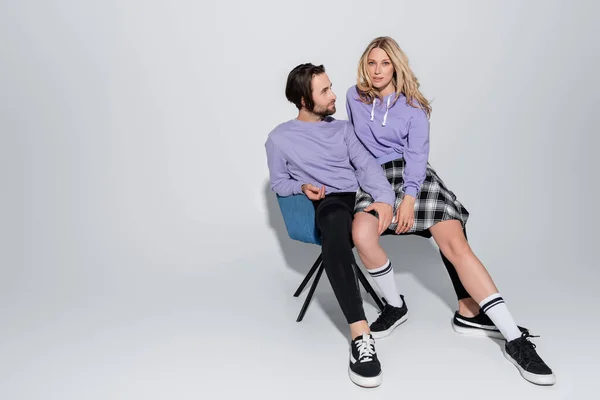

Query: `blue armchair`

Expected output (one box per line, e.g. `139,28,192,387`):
276,194,385,322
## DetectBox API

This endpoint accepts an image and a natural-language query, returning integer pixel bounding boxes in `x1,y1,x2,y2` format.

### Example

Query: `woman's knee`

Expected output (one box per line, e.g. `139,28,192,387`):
439,235,471,262
431,221,472,261
352,213,379,250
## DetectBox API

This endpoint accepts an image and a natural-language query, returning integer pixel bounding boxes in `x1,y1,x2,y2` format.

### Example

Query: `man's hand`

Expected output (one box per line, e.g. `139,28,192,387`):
394,195,415,234
302,184,325,200
364,202,393,235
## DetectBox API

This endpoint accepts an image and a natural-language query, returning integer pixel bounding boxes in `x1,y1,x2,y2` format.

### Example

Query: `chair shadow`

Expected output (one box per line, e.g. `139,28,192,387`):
263,181,460,339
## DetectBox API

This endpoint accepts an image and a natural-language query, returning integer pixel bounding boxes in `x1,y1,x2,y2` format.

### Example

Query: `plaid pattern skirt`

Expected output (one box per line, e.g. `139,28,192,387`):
355,158,470,233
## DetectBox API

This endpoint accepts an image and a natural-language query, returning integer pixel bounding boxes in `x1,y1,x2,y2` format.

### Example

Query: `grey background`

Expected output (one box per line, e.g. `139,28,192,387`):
2,0,598,398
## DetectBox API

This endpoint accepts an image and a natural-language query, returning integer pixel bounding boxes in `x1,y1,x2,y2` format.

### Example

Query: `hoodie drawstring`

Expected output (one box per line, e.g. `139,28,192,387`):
382,96,391,127
370,99,376,121
370,96,392,127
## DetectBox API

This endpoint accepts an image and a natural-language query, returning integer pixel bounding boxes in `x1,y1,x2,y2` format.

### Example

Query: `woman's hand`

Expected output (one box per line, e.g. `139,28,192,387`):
394,194,415,234
364,202,393,235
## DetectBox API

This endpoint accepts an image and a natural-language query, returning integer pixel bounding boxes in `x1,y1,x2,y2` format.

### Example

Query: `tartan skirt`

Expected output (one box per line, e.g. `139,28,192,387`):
354,158,470,233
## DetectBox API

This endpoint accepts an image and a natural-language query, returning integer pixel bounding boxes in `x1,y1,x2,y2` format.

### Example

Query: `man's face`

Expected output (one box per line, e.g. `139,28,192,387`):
308,73,336,117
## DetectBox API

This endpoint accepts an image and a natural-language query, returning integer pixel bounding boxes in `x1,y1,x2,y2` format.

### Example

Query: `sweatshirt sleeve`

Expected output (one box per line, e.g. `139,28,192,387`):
402,109,430,198
265,137,303,196
344,123,395,206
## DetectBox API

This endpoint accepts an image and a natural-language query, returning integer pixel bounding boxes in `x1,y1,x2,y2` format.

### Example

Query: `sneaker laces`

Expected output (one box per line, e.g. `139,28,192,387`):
355,334,376,363
515,330,543,363
373,305,399,326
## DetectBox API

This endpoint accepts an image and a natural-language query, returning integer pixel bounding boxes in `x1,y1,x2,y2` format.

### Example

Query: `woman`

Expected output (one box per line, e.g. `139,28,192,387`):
345,36,555,386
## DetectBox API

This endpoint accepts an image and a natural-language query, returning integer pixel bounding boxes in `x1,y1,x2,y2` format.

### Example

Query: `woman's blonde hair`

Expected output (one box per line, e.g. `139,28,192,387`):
356,36,431,118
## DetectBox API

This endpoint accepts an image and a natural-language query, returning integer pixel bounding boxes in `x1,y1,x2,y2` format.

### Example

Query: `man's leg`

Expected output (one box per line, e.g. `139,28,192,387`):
314,194,382,388
315,195,368,336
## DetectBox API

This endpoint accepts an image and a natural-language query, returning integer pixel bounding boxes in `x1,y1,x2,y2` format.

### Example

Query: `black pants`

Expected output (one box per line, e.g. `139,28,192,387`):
313,193,366,324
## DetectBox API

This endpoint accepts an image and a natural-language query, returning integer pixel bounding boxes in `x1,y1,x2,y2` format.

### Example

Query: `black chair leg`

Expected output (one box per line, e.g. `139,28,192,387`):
355,266,385,311
293,254,385,322
293,254,323,297
296,262,325,322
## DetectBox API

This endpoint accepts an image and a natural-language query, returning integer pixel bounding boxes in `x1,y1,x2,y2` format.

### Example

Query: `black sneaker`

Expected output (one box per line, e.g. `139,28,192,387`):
348,333,382,388
503,330,556,385
369,295,409,339
452,311,528,340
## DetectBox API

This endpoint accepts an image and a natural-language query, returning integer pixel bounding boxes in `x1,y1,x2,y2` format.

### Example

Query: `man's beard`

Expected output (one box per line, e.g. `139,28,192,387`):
312,103,336,118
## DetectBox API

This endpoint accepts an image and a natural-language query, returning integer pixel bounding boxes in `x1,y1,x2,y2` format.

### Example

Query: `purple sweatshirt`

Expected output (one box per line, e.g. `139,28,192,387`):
265,117,395,206
346,85,430,198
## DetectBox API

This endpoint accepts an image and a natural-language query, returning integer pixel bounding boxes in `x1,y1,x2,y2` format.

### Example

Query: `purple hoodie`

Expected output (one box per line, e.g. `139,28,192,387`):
346,85,430,198
265,117,395,206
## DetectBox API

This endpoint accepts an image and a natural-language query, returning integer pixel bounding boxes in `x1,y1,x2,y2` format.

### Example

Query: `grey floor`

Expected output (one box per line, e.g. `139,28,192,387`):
3,193,596,400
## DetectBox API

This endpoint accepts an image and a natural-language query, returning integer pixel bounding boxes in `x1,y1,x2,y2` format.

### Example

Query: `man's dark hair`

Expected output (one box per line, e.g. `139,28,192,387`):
285,63,326,111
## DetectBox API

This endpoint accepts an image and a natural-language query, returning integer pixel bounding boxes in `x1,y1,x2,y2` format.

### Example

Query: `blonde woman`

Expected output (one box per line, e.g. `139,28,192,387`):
346,36,555,386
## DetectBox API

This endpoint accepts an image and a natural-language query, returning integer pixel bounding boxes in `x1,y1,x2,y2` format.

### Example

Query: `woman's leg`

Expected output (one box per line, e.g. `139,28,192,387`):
428,219,521,340
352,212,409,339
429,219,555,385
352,212,402,307
438,232,481,317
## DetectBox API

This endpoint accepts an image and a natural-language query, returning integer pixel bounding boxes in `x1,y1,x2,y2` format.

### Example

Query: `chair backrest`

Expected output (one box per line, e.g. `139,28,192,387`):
276,194,321,245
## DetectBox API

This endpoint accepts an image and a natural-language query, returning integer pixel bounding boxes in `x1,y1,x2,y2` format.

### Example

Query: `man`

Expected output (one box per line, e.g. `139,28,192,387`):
265,63,398,388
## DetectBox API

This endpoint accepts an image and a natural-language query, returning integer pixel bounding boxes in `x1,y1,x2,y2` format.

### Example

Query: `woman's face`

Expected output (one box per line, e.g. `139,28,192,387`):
367,47,394,91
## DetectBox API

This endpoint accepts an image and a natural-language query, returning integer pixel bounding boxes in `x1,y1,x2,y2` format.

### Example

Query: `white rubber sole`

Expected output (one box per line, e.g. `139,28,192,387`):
348,367,382,388
370,312,409,339
451,320,505,340
502,346,556,386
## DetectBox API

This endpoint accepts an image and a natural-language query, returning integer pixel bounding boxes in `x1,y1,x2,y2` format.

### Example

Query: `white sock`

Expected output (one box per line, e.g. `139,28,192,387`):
479,293,522,341
367,260,403,308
